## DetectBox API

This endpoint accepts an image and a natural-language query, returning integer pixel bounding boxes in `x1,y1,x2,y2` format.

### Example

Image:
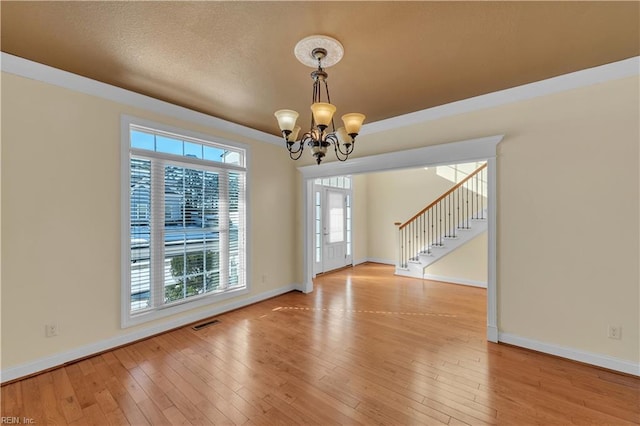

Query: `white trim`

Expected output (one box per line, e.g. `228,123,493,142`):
422,274,487,288
499,333,640,377
3,53,637,147
354,257,395,266
487,326,499,342
363,257,395,266
0,53,282,146
486,157,498,343
361,56,640,135
302,179,314,293
120,115,132,328
298,135,503,179
0,284,300,384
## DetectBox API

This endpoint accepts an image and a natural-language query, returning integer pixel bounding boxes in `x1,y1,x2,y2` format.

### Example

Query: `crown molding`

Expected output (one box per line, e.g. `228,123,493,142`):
2,53,638,142
361,56,640,135
0,53,283,146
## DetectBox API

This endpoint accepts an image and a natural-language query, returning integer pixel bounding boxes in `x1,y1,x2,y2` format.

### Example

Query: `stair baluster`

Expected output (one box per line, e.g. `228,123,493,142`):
397,163,487,273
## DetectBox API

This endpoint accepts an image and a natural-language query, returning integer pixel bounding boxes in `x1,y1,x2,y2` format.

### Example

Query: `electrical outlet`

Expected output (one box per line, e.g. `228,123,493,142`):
608,325,621,340
45,322,58,337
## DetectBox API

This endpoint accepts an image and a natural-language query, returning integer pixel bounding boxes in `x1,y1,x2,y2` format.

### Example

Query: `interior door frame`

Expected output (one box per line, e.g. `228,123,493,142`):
298,135,503,342
318,186,351,274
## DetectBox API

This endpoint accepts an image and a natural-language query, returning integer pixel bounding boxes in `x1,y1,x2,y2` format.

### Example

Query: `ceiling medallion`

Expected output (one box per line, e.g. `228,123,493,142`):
274,35,365,165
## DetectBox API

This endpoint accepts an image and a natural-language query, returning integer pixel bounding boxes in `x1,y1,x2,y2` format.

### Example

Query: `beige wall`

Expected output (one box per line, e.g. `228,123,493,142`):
354,167,487,283
1,73,298,369
352,174,369,264
345,76,640,363
424,232,487,284
365,167,464,263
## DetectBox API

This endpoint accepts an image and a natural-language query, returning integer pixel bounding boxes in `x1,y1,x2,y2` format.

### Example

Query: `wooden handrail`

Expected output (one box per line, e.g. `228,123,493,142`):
399,163,487,230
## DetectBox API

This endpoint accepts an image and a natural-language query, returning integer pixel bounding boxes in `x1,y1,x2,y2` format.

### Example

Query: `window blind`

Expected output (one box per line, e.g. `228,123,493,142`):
125,122,246,322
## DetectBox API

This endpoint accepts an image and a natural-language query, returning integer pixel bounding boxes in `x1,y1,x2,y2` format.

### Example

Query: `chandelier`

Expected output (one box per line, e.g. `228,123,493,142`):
274,35,365,165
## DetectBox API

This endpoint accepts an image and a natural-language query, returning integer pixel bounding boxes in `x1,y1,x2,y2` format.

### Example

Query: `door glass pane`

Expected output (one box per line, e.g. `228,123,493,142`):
328,192,344,243
315,191,321,262
346,195,352,256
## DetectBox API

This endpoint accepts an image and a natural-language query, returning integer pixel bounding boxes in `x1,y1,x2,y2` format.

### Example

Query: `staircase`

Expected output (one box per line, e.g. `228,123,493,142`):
395,163,488,279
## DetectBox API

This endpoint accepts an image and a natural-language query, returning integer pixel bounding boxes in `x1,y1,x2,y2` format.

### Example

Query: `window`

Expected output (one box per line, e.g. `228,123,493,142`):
314,175,351,189
122,117,247,327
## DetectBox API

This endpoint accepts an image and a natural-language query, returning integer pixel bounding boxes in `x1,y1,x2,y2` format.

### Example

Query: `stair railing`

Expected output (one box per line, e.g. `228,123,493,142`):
397,163,488,269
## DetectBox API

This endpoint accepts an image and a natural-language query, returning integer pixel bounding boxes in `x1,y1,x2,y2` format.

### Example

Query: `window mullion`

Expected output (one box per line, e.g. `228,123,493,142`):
151,159,166,308
219,170,229,289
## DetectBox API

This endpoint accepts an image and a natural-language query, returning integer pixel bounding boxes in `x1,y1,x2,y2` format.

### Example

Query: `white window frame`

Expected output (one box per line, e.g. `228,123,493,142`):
120,115,250,328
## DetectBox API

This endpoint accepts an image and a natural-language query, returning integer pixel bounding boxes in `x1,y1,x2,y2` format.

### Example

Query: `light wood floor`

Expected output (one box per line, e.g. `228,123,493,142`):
2,263,639,425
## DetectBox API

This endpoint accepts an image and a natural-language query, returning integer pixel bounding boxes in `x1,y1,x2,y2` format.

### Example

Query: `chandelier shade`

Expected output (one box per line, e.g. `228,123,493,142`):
335,127,350,145
274,35,365,165
274,109,299,132
289,125,301,142
310,102,336,128
341,113,366,136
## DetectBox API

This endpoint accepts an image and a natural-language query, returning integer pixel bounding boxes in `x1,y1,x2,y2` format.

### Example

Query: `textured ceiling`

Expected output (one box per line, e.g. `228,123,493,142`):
2,1,638,136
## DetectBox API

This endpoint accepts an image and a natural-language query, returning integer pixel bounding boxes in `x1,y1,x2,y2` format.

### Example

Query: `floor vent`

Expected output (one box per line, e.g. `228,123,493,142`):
192,319,220,331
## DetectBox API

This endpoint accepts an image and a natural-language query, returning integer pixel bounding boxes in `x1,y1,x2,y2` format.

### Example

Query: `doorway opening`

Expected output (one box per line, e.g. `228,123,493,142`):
312,176,353,275
297,135,502,342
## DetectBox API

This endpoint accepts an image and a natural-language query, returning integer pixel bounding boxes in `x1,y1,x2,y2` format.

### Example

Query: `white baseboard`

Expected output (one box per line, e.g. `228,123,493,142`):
363,257,395,265
487,325,498,343
1,284,300,383
499,332,640,377
423,274,487,288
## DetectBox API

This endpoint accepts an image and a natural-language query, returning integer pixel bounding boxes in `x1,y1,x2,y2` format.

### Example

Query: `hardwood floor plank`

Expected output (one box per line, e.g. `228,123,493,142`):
234,385,274,416
99,376,151,426
36,373,69,425
1,381,22,419
259,406,306,425
278,379,373,425
162,405,192,425
137,397,173,426
81,403,109,426
142,357,206,407
64,363,99,409
112,347,138,370
128,366,173,410
261,393,324,426
103,407,131,426
3,263,639,425
93,387,121,414
21,376,46,424
193,399,234,425
164,387,212,425
50,368,84,424
160,351,249,425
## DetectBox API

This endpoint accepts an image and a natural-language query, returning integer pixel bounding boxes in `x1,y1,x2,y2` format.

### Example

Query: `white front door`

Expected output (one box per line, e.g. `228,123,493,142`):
321,188,350,273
